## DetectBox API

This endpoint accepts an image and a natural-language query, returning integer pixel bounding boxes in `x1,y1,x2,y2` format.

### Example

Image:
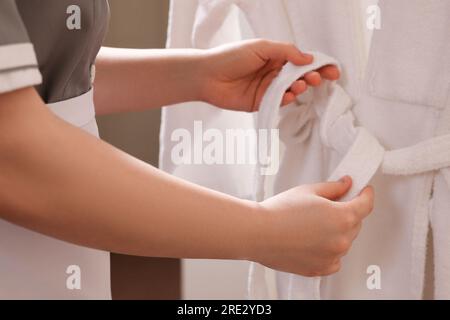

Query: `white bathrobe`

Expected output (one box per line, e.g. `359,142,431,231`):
160,0,450,299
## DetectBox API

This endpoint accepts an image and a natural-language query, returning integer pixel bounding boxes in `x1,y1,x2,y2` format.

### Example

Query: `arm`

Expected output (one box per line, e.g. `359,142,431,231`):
94,47,206,115
0,87,254,260
0,87,373,276
94,40,340,115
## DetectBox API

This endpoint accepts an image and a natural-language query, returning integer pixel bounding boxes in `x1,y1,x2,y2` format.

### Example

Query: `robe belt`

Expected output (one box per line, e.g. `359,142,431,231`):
321,84,450,200
256,52,450,202
252,52,450,300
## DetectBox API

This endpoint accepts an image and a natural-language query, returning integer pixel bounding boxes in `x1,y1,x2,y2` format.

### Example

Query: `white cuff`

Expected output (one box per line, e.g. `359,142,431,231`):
0,43,39,71
0,67,42,94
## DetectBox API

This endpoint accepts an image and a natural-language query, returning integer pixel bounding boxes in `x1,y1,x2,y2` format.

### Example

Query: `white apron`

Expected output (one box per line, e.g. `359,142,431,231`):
0,89,111,299
161,0,450,299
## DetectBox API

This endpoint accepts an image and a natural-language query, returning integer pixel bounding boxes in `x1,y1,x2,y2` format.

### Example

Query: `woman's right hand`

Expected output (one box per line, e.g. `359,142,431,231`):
250,177,374,277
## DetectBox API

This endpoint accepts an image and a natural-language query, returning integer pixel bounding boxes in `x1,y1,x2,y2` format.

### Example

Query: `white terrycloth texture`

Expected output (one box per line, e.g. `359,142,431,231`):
254,52,384,202
160,0,257,200
162,0,450,299
161,0,367,199
252,52,387,299
251,50,450,299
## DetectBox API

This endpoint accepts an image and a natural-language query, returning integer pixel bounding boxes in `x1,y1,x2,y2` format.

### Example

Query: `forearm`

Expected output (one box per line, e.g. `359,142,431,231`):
0,88,258,260
94,47,207,115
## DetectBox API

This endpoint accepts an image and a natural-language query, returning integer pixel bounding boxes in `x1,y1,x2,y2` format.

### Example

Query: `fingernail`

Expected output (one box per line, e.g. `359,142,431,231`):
302,52,314,61
339,176,350,183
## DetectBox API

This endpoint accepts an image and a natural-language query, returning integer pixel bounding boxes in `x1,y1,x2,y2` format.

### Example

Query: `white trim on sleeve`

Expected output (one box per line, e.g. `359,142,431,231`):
0,43,39,71
0,67,42,94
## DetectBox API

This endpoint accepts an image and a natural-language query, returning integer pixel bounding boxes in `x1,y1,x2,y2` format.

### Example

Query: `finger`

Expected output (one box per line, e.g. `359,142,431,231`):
317,65,341,80
282,43,314,65
303,71,322,87
322,261,341,276
346,186,375,219
289,80,307,96
260,40,314,66
254,68,283,111
305,176,352,200
281,91,296,106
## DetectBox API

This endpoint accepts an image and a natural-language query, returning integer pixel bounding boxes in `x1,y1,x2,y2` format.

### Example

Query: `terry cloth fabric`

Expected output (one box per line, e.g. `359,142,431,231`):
163,0,450,299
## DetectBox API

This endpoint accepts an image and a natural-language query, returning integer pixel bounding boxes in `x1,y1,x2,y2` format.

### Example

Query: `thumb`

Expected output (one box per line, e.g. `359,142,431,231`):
305,176,352,201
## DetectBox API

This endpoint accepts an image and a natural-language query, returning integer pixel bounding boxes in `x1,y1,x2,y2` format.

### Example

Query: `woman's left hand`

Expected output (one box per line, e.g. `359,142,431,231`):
199,39,340,112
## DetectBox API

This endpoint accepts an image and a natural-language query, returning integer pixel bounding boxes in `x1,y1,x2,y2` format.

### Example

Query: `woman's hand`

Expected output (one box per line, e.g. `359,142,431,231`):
199,39,340,112
250,177,374,276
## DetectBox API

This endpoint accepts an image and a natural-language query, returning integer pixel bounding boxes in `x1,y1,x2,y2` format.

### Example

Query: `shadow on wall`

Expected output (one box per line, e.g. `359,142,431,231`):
96,0,180,300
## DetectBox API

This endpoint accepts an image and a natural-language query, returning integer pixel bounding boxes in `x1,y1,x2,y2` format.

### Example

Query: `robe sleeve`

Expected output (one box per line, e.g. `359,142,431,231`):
0,0,42,95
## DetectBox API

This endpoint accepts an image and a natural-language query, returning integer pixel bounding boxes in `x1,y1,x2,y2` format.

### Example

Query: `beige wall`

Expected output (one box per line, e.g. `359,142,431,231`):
97,0,180,300
100,0,169,166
